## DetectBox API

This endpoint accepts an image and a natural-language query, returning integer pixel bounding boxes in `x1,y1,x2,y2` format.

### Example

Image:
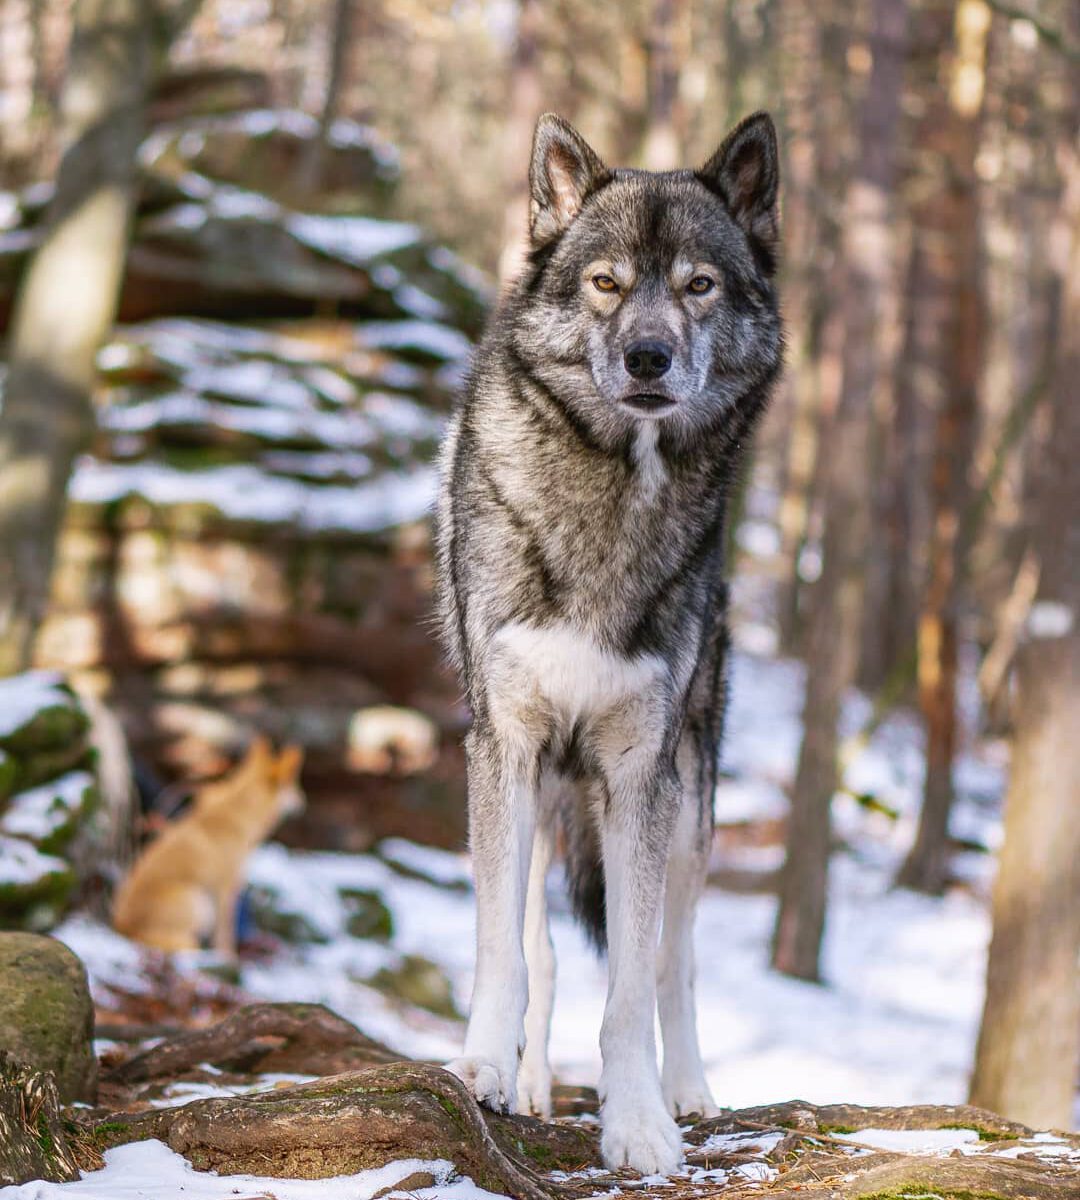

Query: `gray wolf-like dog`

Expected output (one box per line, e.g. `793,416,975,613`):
436,110,782,1175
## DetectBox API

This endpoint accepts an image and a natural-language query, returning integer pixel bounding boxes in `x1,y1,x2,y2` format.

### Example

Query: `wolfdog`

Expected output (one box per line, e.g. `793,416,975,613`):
436,111,782,1174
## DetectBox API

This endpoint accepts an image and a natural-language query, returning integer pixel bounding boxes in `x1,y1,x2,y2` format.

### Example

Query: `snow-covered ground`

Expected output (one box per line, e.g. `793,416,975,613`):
56,648,1005,1111
4,646,1022,1199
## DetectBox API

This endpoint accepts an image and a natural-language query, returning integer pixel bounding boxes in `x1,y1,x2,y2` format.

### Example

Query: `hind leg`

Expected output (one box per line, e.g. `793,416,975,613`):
517,816,556,1116
659,748,717,1118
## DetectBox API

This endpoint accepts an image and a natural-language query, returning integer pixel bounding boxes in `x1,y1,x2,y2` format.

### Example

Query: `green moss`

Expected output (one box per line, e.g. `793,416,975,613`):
517,1139,555,1168
340,888,394,941
821,1123,857,1134
36,1112,55,1156
436,1094,461,1122
937,1123,1017,1143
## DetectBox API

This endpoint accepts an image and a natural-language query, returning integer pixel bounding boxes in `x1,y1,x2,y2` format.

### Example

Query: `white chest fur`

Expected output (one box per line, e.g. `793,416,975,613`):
489,621,665,725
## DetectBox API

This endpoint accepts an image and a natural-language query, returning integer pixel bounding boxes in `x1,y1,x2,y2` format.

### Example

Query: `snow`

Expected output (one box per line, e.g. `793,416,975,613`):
0,771,94,842
835,1128,981,1154
287,214,421,265
69,459,438,535
0,1142,508,1200
0,670,71,740
359,321,472,363
693,1130,785,1156
0,836,70,887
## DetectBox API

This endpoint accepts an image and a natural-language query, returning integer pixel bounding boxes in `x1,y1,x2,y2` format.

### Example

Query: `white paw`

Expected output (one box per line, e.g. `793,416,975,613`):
662,1071,720,1119
444,1056,516,1114
601,1094,684,1175
516,1058,552,1118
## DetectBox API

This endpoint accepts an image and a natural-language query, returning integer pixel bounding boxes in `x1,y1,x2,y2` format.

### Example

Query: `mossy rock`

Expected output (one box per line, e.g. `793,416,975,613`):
246,885,329,945
340,887,393,941
0,683,89,758
369,954,460,1020
0,771,98,855
0,932,97,1103
0,838,76,930
0,751,15,804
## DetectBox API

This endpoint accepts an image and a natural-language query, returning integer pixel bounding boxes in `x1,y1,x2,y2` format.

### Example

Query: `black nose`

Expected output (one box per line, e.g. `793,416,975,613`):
624,340,673,381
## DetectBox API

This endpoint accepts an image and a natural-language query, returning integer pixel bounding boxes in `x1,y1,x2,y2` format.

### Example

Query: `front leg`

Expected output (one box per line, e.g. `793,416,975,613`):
446,728,536,1113
596,736,683,1175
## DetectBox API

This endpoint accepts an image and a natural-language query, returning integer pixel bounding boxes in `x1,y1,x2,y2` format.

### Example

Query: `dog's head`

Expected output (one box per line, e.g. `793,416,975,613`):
202,736,306,829
510,112,783,444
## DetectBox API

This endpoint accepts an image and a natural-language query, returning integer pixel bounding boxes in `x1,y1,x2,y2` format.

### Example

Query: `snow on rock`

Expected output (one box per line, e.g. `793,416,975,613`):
835,1128,982,1154
0,1141,509,1200
0,770,96,849
358,320,472,363
0,837,72,889
0,671,72,743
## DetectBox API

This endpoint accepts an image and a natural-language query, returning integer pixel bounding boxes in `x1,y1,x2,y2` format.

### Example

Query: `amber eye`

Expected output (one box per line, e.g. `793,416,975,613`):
688,275,715,295
592,274,619,293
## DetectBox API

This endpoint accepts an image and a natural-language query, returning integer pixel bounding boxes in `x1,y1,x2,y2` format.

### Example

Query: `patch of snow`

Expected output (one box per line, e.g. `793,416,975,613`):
0,1141,508,1200
378,839,472,888
0,837,70,887
835,1128,981,1154
287,214,421,265
146,1072,315,1108
0,192,20,230
182,360,317,409
693,1130,784,1156
69,460,437,535
359,321,472,363
0,771,94,842
0,670,71,740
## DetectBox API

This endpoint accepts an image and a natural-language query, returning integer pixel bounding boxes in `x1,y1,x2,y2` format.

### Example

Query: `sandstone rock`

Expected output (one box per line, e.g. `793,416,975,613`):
0,933,97,1103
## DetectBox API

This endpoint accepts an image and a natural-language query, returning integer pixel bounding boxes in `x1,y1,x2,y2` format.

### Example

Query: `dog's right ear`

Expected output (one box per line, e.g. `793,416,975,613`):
529,114,609,247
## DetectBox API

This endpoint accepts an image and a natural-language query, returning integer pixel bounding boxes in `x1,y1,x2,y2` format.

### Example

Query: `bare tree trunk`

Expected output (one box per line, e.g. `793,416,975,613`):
898,0,990,895
0,0,199,677
641,0,686,170
298,0,354,191
969,64,1080,1122
772,0,909,981
774,8,848,656
497,0,543,287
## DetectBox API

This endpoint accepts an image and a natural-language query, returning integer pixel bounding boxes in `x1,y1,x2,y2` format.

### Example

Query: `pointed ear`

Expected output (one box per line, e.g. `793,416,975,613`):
276,744,304,781
529,113,609,247
699,112,780,270
246,735,272,765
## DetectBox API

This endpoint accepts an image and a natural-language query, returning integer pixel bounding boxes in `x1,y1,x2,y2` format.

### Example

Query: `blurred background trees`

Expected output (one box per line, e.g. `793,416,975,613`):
0,0,1076,1128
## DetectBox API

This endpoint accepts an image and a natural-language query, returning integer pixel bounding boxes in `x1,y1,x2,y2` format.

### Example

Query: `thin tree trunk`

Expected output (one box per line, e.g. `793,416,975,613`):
298,0,354,191
772,0,909,981
0,0,199,676
497,0,543,287
898,0,990,895
969,61,1080,1121
641,0,686,170
774,6,848,656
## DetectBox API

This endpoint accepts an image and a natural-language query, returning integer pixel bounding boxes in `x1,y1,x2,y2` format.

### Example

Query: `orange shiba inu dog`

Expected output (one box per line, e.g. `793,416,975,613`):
112,738,305,955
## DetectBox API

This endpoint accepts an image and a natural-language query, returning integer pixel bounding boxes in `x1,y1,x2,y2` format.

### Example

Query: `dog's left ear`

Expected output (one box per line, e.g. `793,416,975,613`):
276,744,304,780
529,113,609,247
699,112,779,270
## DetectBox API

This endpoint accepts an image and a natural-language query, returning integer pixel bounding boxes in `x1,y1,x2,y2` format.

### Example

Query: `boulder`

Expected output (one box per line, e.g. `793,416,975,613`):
0,932,97,1103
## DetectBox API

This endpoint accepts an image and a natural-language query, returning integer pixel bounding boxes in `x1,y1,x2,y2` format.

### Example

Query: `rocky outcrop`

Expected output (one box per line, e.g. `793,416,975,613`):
0,933,97,1103
0,675,102,929
1,109,491,852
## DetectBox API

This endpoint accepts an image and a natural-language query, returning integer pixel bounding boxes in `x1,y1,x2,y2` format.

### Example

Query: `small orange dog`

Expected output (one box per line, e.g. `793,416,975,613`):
112,738,304,955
